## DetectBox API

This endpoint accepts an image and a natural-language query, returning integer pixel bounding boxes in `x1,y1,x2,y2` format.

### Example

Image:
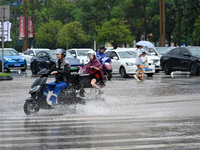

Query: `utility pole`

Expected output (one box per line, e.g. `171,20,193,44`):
23,0,28,52
159,0,165,47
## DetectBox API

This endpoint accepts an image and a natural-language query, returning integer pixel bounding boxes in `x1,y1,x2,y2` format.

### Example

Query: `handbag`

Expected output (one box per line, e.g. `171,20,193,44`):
145,62,149,71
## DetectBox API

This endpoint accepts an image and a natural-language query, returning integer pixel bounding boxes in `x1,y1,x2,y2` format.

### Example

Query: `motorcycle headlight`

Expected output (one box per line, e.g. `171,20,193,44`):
126,62,134,66
29,85,41,94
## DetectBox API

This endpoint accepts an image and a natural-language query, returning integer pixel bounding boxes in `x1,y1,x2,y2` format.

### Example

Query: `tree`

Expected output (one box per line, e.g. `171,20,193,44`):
96,19,133,49
193,15,200,45
35,20,63,48
57,21,88,49
47,0,76,24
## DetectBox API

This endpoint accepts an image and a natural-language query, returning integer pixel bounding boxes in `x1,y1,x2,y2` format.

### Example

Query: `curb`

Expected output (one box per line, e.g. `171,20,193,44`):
0,76,13,81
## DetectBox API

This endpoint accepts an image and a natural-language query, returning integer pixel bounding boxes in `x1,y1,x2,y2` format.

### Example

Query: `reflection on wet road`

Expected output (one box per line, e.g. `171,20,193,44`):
0,70,200,149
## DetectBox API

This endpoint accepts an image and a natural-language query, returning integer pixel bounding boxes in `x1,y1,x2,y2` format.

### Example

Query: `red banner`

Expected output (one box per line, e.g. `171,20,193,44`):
28,17,33,38
19,16,33,38
19,16,25,38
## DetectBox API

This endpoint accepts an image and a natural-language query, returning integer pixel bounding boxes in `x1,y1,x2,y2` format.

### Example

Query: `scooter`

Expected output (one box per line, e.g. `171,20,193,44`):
24,69,106,115
23,69,80,115
101,57,112,80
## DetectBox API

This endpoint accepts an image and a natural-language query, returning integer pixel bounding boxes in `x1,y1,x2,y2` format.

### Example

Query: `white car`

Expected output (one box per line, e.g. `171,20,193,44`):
129,48,161,73
105,49,155,78
22,48,50,66
67,48,95,65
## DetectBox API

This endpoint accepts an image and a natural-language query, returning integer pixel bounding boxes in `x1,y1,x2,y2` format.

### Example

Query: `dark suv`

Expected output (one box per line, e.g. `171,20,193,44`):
160,47,200,75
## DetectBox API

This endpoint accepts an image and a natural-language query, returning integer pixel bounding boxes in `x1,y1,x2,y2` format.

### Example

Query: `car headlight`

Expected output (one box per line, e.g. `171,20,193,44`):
20,57,25,60
126,62,134,66
4,58,12,60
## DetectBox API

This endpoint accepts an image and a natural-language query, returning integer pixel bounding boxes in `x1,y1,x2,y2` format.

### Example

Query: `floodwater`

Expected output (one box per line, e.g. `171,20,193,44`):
0,70,200,149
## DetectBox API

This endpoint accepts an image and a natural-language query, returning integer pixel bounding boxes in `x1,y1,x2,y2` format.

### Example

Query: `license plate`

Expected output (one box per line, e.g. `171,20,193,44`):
14,64,21,66
71,67,78,70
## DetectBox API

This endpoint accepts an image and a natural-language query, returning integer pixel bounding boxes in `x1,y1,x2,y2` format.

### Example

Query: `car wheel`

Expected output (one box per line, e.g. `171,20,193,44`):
147,73,153,77
120,67,128,78
155,70,160,73
107,72,112,80
191,63,199,76
164,61,172,75
21,65,27,72
30,63,37,74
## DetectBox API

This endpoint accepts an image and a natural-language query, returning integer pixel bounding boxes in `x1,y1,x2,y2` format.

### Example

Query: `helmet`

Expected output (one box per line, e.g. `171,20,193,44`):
87,50,96,57
55,49,66,57
99,47,105,50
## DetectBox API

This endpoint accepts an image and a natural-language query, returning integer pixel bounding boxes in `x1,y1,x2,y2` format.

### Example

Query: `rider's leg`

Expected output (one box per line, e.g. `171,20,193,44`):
91,78,101,91
43,82,56,98
49,82,68,104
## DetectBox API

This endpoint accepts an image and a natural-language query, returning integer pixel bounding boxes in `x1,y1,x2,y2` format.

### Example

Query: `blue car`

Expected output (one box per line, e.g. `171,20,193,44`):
0,48,27,72
30,50,84,74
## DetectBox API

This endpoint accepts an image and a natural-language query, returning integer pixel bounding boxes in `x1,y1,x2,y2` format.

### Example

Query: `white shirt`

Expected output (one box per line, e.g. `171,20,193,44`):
135,48,142,65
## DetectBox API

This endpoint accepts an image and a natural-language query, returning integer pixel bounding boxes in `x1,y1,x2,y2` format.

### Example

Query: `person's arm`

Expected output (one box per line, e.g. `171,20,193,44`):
90,66,100,71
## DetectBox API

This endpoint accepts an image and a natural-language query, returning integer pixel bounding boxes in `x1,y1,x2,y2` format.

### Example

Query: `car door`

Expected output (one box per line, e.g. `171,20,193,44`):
36,52,50,70
179,48,191,71
170,48,181,70
23,50,32,66
110,51,120,73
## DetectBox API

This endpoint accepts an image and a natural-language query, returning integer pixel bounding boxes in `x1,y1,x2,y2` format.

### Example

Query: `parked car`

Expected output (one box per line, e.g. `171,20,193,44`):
67,48,95,65
0,48,27,72
22,48,50,67
105,49,155,78
144,47,176,58
160,46,200,75
30,50,84,74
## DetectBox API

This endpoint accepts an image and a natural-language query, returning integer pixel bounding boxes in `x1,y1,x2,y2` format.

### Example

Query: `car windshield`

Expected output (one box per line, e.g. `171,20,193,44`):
49,51,75,59
77,50,91,56
0,50,19,56
156,47,174,55
118,51,136,58
35,50,43,54
187,47,200,56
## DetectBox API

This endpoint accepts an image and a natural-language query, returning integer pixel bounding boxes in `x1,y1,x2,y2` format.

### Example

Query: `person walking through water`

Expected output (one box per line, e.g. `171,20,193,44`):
134,45,143,81
140,52,148,81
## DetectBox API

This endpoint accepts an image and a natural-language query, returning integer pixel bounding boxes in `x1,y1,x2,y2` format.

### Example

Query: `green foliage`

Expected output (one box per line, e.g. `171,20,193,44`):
96,19,133,49
0,73,11,76
57,21,88,49
2,0,200,51
35,20,63,48
193,16,200,45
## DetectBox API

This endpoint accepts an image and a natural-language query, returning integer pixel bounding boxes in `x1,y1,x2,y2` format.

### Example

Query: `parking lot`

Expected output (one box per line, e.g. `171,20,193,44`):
0,70,200,149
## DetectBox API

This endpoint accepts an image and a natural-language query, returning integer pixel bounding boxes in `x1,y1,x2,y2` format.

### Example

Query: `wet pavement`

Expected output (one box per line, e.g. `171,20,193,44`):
0,70,200,149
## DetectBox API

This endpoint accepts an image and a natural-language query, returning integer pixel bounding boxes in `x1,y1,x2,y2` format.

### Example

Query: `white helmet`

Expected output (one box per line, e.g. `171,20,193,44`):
87,50,96,57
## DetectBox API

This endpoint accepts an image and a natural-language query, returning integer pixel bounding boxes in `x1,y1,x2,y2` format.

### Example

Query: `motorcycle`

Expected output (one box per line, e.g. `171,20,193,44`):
23,69,82,115
24,69,106,115
101,57,112,80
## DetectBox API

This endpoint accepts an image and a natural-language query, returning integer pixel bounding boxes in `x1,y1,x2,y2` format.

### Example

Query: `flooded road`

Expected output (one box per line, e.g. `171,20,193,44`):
0,70,200,149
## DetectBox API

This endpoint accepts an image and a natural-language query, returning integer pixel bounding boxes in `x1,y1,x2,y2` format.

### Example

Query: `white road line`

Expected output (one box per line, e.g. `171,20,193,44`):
0,135,200,148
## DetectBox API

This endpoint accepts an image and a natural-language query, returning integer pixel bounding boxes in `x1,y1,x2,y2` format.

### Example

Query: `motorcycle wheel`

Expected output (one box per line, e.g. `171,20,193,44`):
107,72,112,80
24,100,40,115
